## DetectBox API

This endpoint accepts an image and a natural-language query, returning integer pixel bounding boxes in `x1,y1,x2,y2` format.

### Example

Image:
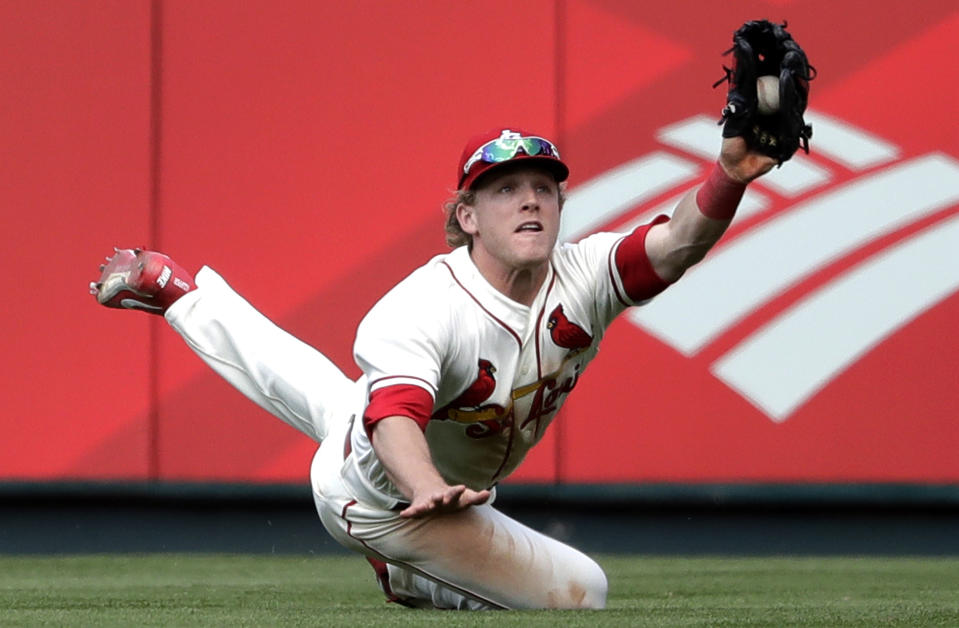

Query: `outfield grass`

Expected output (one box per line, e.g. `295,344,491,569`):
1,554,957,626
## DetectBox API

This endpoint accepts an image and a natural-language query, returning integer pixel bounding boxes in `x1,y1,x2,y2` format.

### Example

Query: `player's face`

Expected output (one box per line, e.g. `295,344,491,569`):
459,165,562,275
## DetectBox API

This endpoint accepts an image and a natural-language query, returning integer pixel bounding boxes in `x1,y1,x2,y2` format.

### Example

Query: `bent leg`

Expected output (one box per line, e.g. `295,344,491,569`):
165,266,353,442
370,504,608,610
310,416,606,610
314,481,606,609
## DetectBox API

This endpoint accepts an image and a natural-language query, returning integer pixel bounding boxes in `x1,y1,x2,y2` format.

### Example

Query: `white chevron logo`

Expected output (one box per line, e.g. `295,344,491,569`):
562,111,959,423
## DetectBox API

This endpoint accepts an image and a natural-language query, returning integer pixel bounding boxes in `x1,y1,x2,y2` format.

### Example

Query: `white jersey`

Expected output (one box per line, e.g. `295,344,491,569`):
346,230,663,508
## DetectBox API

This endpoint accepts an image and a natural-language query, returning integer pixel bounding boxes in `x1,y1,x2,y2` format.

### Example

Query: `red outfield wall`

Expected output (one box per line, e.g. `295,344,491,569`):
3,1,957,484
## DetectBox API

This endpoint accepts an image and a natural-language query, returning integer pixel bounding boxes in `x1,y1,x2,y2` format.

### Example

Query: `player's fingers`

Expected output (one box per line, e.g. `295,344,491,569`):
442,485,466,505
399,503,423,518
742,155,777,182
400,498,437,519
401,486,482,518
461,489,491,507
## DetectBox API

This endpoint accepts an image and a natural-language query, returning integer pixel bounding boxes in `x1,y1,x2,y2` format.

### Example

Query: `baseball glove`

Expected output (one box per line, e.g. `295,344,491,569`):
714,19,815,164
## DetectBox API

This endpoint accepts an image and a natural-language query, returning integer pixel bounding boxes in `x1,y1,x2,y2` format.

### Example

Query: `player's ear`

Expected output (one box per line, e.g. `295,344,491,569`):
456,202,478,235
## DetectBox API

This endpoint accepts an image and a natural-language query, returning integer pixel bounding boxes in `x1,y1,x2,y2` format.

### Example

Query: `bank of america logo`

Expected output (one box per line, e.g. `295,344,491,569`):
562,111,959,423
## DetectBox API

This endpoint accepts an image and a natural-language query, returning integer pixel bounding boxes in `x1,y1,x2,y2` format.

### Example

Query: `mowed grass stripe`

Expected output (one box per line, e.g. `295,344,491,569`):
0,555,957,626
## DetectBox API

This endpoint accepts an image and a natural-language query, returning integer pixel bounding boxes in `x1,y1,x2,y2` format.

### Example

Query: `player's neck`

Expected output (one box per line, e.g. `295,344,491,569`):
469,251,548,307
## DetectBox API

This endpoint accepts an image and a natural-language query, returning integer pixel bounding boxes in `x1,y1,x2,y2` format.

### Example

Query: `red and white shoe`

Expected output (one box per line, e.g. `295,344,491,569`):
365,556,417,607
89,248,196,315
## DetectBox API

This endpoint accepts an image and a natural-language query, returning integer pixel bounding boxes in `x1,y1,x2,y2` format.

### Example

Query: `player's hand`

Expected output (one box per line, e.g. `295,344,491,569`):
718,136,778,184
400,484,491,519
89,248,196,315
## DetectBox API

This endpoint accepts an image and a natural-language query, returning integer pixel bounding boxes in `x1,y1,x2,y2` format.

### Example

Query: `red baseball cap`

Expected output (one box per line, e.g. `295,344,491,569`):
457,127,569,191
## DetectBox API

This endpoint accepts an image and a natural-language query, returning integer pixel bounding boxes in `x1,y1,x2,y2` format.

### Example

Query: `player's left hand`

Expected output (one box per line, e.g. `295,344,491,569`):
718,136,778,184
399,484,491,519
715,19,814,165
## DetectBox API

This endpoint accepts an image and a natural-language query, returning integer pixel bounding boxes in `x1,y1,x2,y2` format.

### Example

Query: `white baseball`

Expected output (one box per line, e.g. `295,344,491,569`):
756,75,780,114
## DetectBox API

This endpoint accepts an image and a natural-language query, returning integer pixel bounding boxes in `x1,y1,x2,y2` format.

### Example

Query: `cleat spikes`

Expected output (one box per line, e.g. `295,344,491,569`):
90,247,195,315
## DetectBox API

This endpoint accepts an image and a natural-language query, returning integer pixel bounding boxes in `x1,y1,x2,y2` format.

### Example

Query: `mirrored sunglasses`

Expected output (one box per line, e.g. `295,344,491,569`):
463,135,561,175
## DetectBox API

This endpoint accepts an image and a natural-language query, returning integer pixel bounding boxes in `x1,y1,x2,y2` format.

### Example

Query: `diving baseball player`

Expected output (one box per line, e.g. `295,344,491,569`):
91,20,812,609
90,20,813,608
89,129,776,609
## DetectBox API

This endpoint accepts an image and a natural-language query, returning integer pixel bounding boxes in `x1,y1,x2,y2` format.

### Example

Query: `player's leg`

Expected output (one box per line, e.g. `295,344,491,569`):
311,438,606,611
165,266,354,442
310,418,606,610
353,502,607,610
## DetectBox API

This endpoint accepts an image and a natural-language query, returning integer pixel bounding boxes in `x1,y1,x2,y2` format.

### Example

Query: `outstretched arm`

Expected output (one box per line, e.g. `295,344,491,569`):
644,19,814,284
644,136,776,283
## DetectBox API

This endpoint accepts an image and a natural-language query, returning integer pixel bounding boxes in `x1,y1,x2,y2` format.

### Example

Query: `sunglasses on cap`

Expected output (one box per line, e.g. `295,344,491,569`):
462,134,561,176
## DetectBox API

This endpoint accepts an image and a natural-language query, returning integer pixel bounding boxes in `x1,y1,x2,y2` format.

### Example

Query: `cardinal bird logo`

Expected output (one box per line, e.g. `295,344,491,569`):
547,304,592,352
450,359,497,408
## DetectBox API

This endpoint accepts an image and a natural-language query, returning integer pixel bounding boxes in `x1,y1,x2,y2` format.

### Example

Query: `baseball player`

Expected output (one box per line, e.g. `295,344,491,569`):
90,128,776,609
90,17,815,607
89,20,815,609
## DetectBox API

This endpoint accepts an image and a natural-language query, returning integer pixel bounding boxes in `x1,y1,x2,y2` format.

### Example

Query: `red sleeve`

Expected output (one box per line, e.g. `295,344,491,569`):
363,384,434,436
613,214,672,302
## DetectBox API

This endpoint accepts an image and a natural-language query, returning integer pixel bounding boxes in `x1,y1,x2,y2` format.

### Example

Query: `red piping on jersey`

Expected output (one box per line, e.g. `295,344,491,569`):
339,500,508,609
370,374,437,394
608,241,631,308
532,271,556,381
528,296,551,438
488,409,516,486
491,270,553,485
441,261,522,348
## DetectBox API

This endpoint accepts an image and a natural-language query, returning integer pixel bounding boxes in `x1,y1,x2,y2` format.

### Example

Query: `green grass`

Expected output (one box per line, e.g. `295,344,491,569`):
1,554,957,626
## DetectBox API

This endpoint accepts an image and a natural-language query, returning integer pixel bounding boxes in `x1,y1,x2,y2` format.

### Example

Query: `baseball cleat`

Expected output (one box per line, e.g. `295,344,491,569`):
365,556,416,607
90,248,196,315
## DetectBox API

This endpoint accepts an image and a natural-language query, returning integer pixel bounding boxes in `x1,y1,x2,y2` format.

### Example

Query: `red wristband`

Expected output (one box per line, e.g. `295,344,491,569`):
696,163,746,221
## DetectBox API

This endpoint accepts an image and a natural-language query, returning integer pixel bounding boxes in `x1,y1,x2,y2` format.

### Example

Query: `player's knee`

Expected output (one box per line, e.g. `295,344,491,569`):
578,561,609,609
555,561,608,609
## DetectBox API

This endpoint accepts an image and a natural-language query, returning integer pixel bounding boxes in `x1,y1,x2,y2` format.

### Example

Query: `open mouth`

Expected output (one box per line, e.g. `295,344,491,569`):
515,221,543,233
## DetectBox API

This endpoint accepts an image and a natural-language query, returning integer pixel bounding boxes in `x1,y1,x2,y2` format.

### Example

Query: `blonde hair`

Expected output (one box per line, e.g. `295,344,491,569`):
442,189,475,248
